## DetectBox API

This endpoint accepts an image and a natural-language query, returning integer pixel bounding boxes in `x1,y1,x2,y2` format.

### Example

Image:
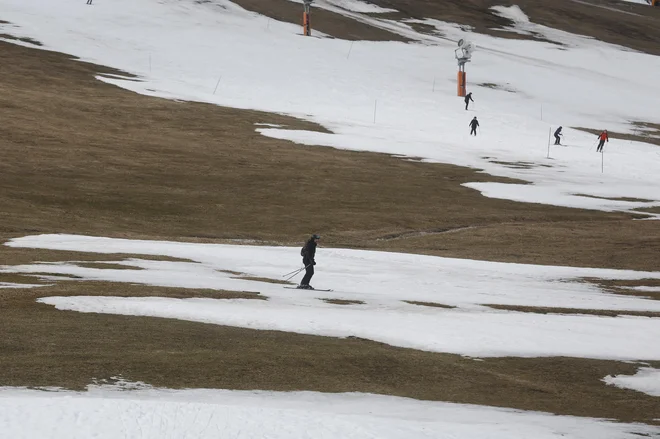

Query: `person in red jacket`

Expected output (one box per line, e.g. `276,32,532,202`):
596,130,608,152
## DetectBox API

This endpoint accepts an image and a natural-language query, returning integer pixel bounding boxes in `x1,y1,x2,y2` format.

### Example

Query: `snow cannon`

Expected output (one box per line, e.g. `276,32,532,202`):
455,39,475,97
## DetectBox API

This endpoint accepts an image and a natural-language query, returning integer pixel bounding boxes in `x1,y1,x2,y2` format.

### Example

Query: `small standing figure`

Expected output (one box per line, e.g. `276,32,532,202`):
596,130,609,152
298,234,320,290
554,126,563,145
464,92,474,111
469,117,479,136
86,0,93,4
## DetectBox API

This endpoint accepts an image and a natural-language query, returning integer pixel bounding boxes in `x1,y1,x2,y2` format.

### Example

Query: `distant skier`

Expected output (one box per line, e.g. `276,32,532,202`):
554,126,563,145
596,130,609,152
298,234,320,290
464,92,474,111
469,117,479,136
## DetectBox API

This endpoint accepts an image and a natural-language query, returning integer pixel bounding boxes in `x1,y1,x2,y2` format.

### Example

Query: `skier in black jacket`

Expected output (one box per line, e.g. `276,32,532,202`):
464,92,474,110
469,117,479,136
554,126,563,145
298,234,320,289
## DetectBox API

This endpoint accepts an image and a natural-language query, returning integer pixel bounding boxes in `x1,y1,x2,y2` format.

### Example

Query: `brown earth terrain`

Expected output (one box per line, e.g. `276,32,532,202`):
1,272,658,423
1,0,659,426
232,0,660,55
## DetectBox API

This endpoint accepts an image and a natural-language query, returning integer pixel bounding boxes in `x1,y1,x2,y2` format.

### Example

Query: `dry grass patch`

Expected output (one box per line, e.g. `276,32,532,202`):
235,276,293,285
582,278,660,300
0,33,42,46
368,220,660,272
478,83,517,94
367,0,660,55
634,206,660,215
1,284,658,423
574,194,655,203
0,273,50,284
3,281,266,302
2,41,656,271
404,300,456,309
320,298,365,305
76,262,143,270
487,160,552,170
486,304,660,318
229,0,409,42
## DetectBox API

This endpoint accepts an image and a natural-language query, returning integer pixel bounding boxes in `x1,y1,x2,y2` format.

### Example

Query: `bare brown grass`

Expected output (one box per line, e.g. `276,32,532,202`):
486,304,660,318
0,20,659,424
367,0,660,55
320,298,365,305
236,276,293,285
582,278,660,300
575,194,655,203
229,0,409,42
404,300,456,309
0,279,657,423
76,262,142,270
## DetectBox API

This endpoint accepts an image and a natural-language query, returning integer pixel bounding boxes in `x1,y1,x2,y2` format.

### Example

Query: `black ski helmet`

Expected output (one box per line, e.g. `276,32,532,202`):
312,234,321,240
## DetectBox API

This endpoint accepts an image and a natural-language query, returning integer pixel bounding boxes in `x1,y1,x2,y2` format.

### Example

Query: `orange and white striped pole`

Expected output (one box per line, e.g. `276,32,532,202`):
303,1,312,36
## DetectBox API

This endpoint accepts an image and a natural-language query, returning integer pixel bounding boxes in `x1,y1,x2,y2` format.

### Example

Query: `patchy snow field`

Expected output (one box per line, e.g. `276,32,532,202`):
0,0,658,215
0,383,657,439
0,0,658,436
4,234,660,360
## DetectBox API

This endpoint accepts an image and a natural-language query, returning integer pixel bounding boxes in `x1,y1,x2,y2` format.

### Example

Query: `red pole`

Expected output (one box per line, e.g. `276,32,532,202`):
457,69,466,97
303,11,311,36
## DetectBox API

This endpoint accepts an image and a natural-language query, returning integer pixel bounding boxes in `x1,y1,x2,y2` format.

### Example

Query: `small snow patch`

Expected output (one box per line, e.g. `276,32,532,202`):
603,367,660,397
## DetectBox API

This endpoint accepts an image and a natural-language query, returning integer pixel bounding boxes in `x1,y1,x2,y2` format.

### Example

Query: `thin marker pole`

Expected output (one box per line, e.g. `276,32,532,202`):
347,41,354,59
149,54,152,73
373,99,377,124
432,78,436,92
601,149,604,173
547,127,551,158
213,76,222,95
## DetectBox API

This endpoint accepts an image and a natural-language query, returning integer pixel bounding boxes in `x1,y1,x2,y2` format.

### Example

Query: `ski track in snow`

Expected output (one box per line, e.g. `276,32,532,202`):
4,234,660,360
0,0,658,215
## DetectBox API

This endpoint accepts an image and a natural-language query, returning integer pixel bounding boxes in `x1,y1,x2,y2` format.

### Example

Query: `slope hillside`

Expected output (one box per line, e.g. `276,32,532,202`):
234,0,660,54
0,0,659,437
371,0,660,54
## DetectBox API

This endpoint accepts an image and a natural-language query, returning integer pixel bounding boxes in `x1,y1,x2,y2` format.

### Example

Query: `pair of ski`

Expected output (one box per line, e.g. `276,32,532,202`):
283,286,333,292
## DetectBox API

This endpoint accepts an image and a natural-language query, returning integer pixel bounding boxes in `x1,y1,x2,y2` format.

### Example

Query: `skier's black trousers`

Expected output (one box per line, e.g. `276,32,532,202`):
301,261,314,286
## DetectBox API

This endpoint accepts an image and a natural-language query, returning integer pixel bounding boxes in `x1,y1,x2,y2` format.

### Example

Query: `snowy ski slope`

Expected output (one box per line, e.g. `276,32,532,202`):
4,233,660,360
1,383,658,439
0,0,659,437
0,0,659,214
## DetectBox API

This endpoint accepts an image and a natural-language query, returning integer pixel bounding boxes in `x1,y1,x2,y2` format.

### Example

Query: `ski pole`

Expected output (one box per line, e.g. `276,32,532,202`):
284,264,312,282
283,266,305,277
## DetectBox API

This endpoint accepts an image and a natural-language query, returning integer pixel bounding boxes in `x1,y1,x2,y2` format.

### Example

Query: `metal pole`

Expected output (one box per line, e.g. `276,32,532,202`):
547,127,551,158
373,99,377,124
213,76,222,95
